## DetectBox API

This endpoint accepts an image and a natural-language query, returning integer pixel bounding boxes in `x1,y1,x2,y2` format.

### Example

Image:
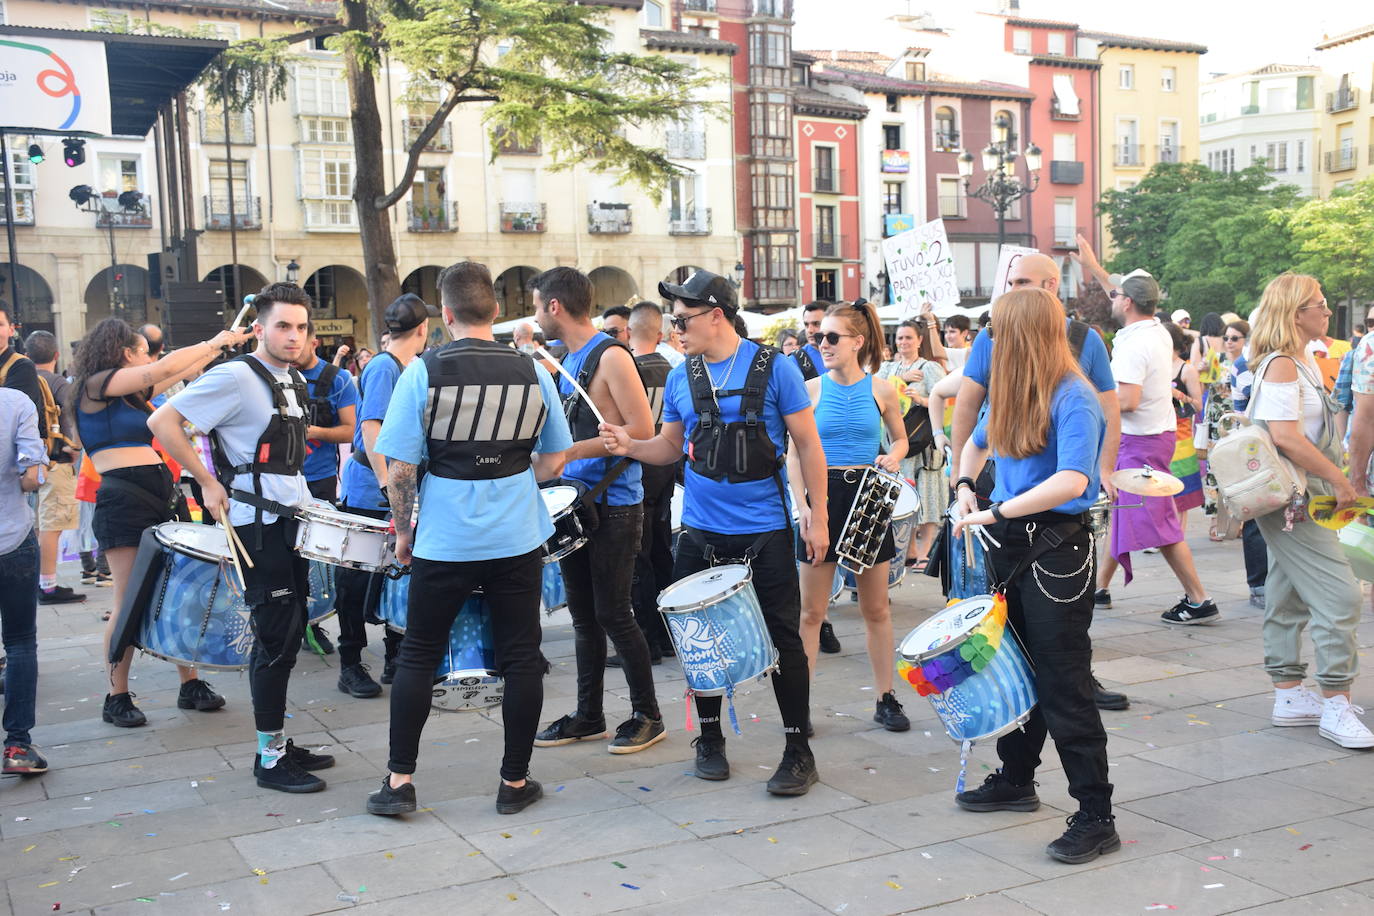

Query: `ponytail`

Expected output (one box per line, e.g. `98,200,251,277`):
827,300,884,374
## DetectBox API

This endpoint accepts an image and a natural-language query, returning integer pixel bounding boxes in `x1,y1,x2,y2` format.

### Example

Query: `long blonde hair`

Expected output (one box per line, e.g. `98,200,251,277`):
1249,273,1322,365
987,288,1087,459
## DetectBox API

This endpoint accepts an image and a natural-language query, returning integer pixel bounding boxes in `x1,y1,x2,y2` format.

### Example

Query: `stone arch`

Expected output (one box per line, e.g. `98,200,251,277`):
494,265,540,319
84,264,154,328
0,264,55,336
588,266,638,314
202,264,270,319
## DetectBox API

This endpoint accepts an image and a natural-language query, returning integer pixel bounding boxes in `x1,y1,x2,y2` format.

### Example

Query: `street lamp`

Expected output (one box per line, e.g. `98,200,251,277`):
730,260,746,289
286,260,300,284
958,114,1042,250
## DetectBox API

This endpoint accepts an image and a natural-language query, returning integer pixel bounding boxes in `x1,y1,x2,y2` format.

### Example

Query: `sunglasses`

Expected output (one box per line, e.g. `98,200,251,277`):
1108,289,1123,299
669,309,713,333
1223,334,1245,342
816,331,857,346
603,327,623,338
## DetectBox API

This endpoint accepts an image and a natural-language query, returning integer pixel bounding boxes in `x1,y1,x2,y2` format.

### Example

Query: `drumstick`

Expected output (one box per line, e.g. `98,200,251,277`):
214,505,255,570
535,345,606,427
230,301,253,330
213,506,249,589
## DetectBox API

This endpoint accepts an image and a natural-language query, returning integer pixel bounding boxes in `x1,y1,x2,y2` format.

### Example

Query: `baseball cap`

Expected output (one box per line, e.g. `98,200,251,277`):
658,269,737,316
1170,308,1191,324
1119,269,1161,311
384,293,439,333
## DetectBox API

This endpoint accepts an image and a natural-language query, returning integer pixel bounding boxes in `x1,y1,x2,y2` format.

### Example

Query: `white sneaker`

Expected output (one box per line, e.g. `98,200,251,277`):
1272,685,1324,726
1318,695,1374,749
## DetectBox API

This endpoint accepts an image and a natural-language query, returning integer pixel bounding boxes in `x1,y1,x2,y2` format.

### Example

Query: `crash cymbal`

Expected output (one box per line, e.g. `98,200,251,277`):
1307,496,1374,530
1110,466,1184,497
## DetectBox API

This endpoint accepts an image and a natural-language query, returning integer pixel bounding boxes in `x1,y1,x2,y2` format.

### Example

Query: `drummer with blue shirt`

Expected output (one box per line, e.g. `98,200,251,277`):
600,269,830,796
365,262,572,818
949,287,1117,865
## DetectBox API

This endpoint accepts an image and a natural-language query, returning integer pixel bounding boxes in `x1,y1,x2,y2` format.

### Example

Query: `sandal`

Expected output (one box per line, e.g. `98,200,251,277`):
906,557,930,573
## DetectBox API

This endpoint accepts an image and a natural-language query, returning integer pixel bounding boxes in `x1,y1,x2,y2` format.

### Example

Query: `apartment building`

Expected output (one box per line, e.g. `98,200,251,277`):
1314,22,1374,194
1199,64,1325,197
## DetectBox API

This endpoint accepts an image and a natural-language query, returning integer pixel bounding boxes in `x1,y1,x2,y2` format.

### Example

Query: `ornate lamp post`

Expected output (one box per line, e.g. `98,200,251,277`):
957,114,1042,250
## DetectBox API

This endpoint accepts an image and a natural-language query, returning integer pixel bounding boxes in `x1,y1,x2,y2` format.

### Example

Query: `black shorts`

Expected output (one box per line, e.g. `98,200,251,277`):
93,464,175,551
797,468,897,566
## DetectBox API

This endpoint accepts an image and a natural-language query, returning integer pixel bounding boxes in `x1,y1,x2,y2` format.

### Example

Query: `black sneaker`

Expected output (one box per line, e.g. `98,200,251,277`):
874,691,911,731
338,663,383,698
819,621,841,654
496,778,543,815
380,661,397,685
254,754,326,793
1092,676,1130,711
283,739,335,771
533,712,607,747
1046,812,1120,864
955,771,1040,812
303,624,335,656
367,776,417,816
102,692,147,728
1160,597,1221,626
95,570,113,587
3,743,49,775
609,712,667,755
81,570,99,586
766,744,818,796
38,585,86,605
658,639,675,658
177,679,227,711
1094,589,1112,608
691,734,729,781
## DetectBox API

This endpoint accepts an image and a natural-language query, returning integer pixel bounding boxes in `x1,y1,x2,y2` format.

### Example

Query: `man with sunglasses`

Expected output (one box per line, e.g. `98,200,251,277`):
600,305,631,341
800,301,829,370
600,269,830,795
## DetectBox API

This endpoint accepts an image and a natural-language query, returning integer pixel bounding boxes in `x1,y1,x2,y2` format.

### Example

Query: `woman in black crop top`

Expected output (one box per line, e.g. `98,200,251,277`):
73,318,249,728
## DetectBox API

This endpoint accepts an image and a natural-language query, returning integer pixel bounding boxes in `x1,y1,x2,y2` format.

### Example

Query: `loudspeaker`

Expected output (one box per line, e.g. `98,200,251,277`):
147,251,180,300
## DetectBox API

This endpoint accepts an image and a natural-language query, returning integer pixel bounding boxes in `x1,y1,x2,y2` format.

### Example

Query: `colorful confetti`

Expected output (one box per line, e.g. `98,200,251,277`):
620,883,640,890
885,881,903,890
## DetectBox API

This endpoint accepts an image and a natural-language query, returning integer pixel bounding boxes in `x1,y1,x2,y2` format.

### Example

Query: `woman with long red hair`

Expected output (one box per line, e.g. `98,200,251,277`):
951,288,1116,864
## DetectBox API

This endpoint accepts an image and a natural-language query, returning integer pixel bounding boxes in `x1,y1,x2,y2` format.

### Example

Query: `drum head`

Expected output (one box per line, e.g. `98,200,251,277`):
303,505,388,529
893,481,920,520
542,486,580,516
659,564,751,613
155,522,232,563
899,595,998,663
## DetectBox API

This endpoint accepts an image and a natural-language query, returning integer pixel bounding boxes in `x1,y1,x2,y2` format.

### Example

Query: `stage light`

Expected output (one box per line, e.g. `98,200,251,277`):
26,144,44,165
69,185,96,207
62,137,86,168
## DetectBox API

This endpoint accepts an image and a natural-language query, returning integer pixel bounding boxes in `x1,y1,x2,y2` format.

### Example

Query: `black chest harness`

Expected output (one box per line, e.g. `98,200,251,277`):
634,351,672,434
350,350,404,473
304,362,342,429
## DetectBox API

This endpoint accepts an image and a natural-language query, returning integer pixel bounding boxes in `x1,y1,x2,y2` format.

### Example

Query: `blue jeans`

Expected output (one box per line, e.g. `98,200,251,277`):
0,530,39,746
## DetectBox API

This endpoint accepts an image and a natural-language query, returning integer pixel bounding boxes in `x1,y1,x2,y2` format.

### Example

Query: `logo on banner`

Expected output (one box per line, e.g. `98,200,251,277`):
0,39,83,130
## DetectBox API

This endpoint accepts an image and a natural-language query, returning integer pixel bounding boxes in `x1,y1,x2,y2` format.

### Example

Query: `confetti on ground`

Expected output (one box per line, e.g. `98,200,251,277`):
23,845,36,853
555,786,565,792
612,861,626,869
112,883,132,889
190,781,198,788
145,834,157,837
1234,849,1241,857
465,738,480,744
768,837,778,844
620,883,640,890
58,857,79,862
467,851,481,858
337,894,360,903
321,808,338,814
507,893,519,901
251,869,267,877
638,786,652,792
1286,828,1300,836
1144,906,1177,911
885,881,903,890
38,882,58,889
136,898,156,903
384,852,395,859
1203,883,1224,889
531,829,542,836
921,852,932,859
1299,844,1312,851
1206,856,1226,861
927,767,940,773
500,833,512,839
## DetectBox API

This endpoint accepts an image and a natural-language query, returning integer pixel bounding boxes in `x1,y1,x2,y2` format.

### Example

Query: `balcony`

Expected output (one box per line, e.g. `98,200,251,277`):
684,0,716,11
302,199,357,231
933,130,960,152
495,131,541,156
407,200,458,232
500,201,546,232
751,0,791,18
666,128,706,159
1240,104,1260,115
587,202,632,234
937,196,967,219
1050,160,1084,184
1325,148,1358,173
1114,144,1144,167
96,196,155,229
812,168,844,193
203,195,262,230
1327,88,1360,113
402,118,453,153
1157,145,1184,164
1052,226,1078,248
1050,99,1079,121
814,238,837,258
669,208,712,235
0,189,35,226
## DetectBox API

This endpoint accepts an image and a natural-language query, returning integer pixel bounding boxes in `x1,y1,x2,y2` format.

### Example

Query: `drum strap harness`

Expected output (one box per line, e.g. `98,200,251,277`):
561,337,636,521
350,351,404,472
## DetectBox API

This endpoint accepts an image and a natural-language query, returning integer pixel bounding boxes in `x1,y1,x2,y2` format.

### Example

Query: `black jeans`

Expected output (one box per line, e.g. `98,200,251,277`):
673,526,810,742
1242,519,1268,590
333,503,402,667
0,530,39,747
387,549,545,781
631,465,676,653
987,515,1111,816
307,476,338,504
562,502,659,721
234,519,309,733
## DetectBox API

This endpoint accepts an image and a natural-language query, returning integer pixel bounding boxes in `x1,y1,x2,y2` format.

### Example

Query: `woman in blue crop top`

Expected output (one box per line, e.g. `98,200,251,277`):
786,301,911,732
73,318,249,728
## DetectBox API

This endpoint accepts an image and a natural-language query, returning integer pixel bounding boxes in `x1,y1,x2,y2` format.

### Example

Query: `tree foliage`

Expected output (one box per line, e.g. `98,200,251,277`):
1288,181,1374,305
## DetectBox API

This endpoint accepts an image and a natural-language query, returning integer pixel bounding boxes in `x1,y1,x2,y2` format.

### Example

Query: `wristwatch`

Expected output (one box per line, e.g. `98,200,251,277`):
989,502,1007,523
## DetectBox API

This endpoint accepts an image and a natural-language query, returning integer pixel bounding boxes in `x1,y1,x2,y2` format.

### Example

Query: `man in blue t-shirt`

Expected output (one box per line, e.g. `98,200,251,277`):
364,261,572,818
333,294,436,700
602,269,830,796
529,267,663,755
800,300,827,370
296,329,359,504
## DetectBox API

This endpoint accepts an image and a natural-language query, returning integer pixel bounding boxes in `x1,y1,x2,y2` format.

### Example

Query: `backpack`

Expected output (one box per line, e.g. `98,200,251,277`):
0,350,72,461
1208,353,1310,521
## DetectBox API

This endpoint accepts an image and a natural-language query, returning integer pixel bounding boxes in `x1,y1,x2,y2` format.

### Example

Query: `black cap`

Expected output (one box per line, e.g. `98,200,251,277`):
384,293,439,333
658,269,737,316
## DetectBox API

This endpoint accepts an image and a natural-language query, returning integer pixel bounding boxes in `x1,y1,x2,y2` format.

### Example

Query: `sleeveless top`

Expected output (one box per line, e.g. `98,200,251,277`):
76,371,154,453
814,373,880,467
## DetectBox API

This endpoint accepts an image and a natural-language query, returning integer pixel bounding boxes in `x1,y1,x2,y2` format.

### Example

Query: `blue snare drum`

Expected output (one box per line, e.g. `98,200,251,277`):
658,564,778,697
379,571,503,711
306,560,337,624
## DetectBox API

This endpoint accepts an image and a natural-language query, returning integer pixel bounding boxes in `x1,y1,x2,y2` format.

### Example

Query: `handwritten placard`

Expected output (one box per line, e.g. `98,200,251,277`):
881,219,959,316
991,245,1041,299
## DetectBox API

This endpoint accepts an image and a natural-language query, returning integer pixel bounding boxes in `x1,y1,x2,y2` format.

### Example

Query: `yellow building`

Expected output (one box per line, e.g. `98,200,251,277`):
0,0,739,353
1082,31,1206,253
1315,22,1374,195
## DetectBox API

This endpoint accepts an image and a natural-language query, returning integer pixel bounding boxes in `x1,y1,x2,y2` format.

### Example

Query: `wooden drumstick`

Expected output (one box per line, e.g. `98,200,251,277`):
536,345,606,427
214,506,249,589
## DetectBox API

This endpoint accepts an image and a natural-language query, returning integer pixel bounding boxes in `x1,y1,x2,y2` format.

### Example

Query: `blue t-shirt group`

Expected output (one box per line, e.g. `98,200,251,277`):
341,352,405,510
963,322,1117,394
556,332,642,506
299,359,360,484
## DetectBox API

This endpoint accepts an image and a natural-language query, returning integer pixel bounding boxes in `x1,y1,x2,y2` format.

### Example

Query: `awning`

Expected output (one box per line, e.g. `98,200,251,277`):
1052,74,1080,117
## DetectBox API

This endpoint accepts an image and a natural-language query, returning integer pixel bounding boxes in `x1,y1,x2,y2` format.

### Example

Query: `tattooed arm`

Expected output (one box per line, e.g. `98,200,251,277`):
388,459,419,565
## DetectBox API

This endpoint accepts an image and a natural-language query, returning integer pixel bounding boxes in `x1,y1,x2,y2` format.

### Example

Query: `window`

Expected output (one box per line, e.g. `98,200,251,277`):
643,0,664,27
294,64,349,116
1295,140,1306,172
993,109,1017,148
301,116,351,144
905,61,925,80
1047,32,1066,56
88,8,130,30
1266,86,1287,113
1116,119,1140,165
99,155,141,194
298,148,355,228
749,90,792,158
937,175,964,218
1264,141,1288,172
1296,76,1314,110
1159,120,1180,162
751,161,794,228
1,149,36,224
814,269,836,302
311,35,334,52
1052,75,1080,117
882,181,903,214
1161,67,1176,92
1012,30,1030,54
202,105,254,145
886,93,899,113
883,124,902,151
1118,65,1134,90
752,232,796,301
209,159,249,204
1052,133,1076,161
933,106,958,151
1054,198,1076,245
815,205,836,257
1242,80,1259,113
813,146,836,191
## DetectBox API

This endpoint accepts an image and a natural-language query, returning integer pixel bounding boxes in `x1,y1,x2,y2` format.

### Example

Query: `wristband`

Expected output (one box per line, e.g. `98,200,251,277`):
955,476,975,492
989,502,1006,523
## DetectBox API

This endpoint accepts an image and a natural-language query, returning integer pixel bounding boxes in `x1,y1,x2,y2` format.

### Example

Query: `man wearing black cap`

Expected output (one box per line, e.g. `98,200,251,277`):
601,269,831,796
335,294,438,697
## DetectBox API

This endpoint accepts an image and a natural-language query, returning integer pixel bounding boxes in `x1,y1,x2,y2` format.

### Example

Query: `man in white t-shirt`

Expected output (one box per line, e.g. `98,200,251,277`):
1089,268,1217,625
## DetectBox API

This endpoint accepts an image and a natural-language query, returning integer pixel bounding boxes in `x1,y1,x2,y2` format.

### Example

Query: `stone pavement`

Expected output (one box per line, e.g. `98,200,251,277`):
4,529,1374,915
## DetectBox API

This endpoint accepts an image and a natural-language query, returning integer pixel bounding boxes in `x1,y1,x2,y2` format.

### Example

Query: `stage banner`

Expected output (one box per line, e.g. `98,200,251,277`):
0,37,112,134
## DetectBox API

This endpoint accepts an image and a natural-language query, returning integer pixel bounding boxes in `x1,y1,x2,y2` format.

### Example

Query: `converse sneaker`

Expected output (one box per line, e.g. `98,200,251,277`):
766,744,818,796
1046,812,1120,864
1271,684,1324,727
38,585,86,605
608,712,667,754
533,712,607,747
102,692,147,728
955,771,1040,812
281,739,335,771
1093,589,1112,609
818,621,841,654
496,778,543,815
177,679,227,711
337,663,383,698
254,754,326,793
1160,596,1221,626
1319,695,1374,749
3,743,49,775
367,776,417,816
691,734,729,781
873,691,911,731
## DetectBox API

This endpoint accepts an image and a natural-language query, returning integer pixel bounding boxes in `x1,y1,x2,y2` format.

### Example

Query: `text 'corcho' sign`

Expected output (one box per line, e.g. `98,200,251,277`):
313,318,354,336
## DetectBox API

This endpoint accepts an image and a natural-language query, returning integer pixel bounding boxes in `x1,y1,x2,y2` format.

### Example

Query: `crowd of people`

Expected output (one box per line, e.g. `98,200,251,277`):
1,239,1371,866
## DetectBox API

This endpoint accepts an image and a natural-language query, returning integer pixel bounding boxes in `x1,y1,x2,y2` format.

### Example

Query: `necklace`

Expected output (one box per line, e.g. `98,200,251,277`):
704,341,743,394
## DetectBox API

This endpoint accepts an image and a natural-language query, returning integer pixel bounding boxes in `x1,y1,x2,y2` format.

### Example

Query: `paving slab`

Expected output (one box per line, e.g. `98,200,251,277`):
465,804,689,872
230,810,458,871
648,781,864,838
1136,729,1345,780
1121,775,1361,840
704,813,899,878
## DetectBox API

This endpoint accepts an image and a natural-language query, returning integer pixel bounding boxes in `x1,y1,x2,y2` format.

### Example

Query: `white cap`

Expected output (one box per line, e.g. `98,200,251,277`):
1171,309,1190,323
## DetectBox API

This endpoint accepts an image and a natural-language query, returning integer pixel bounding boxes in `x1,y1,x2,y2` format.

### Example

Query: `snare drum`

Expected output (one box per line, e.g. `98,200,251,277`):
306,560,337,624
897,594,1037,743
888,480,921,587
294,504,395,571
1088,492,1112,540
658,564,778,696
541,485,587,563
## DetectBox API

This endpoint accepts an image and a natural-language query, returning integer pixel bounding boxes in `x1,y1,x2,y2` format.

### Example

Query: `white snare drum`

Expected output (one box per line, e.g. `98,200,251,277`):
294,504,395,571
888,480,921,588
541,485,587,563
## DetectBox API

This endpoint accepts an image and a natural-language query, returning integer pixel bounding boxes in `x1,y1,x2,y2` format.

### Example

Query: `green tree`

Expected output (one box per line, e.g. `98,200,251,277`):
1289,178,1374,308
